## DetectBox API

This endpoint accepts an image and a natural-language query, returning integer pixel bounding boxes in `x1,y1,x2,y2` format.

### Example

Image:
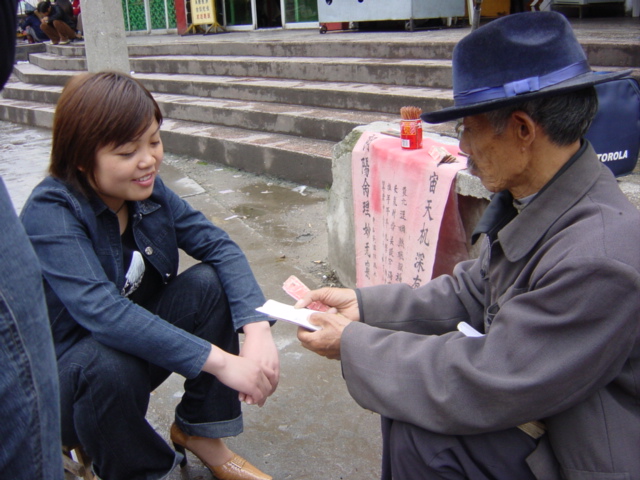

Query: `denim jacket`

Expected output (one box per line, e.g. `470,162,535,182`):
20,175,267,379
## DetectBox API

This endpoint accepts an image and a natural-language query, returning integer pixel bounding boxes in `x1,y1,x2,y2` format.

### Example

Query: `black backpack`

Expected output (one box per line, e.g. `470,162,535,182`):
586,77,640,177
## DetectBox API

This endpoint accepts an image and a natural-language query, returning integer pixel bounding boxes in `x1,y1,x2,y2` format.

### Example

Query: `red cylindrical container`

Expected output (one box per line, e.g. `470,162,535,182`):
401,119,423,149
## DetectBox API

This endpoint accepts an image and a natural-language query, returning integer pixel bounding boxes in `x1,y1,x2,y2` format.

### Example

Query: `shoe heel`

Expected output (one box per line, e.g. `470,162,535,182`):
173,442,188,468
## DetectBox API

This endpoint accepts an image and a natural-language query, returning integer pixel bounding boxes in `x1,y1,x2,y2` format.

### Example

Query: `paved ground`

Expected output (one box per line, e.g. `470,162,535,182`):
115,15,640,46
0,120,382,480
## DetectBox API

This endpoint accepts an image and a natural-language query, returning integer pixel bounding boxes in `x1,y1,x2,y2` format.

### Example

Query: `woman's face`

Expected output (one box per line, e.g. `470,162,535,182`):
90,120,163,210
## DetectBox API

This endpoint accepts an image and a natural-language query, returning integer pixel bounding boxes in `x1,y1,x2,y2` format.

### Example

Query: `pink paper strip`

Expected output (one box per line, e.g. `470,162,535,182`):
352,132,469,288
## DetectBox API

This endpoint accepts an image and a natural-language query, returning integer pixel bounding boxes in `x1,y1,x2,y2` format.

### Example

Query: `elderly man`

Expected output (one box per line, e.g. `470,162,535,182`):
297,11,640,480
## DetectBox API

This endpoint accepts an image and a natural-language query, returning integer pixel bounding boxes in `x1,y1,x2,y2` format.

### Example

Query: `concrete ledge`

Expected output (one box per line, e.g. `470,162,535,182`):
328,122,640,288
159,118,334,189
14,43,46,62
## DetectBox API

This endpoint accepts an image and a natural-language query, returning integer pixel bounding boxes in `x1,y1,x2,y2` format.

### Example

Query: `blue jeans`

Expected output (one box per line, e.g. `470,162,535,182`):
58,263,242,480
0,179,63,480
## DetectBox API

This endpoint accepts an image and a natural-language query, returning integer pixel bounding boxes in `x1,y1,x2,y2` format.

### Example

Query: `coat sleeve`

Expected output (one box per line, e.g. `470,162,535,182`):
357,254,486,335
20,186,211,379
341,255,640,435
156,180,268,331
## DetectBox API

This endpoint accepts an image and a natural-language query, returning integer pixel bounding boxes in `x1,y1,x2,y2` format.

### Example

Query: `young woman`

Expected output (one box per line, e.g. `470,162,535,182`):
20,71,278,480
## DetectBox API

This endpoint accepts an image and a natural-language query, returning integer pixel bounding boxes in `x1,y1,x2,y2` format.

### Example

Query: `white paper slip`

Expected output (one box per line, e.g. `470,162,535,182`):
256,300,321,331
457,321,485,337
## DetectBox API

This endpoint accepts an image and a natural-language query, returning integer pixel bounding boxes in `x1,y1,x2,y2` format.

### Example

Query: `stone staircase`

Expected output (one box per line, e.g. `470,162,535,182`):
2,27,638,187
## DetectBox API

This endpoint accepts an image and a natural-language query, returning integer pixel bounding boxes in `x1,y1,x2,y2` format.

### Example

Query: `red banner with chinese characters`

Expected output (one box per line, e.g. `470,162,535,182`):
352,132,469,288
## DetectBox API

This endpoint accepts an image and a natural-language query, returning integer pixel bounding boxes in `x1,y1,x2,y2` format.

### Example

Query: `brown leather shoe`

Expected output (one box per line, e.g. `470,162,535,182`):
170,423,272,480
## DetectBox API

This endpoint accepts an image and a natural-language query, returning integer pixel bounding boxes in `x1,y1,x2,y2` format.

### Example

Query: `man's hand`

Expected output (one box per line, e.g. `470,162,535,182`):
297,312,353,360
295,287,360,322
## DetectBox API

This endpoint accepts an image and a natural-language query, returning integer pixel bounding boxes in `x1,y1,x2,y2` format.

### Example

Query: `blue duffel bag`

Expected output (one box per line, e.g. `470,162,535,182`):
585,77,640,177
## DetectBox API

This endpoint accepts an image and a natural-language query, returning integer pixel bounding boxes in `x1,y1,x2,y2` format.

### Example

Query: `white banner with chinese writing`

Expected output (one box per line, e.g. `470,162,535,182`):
352,131,469,288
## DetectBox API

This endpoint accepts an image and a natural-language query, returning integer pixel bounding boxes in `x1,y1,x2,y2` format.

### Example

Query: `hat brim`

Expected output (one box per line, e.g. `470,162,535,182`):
421,70,632,124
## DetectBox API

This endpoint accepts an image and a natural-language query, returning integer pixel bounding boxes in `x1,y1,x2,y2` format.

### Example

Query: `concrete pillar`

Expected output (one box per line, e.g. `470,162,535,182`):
82,0,131,73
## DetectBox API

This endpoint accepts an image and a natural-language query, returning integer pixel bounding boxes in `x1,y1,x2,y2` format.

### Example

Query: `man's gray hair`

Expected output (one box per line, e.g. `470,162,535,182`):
485,87,598,146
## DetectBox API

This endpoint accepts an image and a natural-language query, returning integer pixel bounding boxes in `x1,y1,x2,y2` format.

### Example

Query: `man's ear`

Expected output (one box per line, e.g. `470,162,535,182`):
511,111,537,148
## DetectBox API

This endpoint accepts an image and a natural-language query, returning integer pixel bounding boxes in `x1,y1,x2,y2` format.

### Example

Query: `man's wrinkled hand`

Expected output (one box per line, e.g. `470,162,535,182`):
297,312,353,360
295,287,360,322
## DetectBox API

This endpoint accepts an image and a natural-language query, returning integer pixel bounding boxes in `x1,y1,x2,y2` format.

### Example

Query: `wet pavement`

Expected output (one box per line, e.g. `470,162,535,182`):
0,120,382,480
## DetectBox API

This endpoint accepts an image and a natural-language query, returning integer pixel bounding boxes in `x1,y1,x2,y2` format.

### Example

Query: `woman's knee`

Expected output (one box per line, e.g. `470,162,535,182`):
59,341,151,443
61,340,150,399
175,263,229,311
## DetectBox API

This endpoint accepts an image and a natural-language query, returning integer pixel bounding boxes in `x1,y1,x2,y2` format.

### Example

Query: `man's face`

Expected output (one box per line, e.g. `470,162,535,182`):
458,113,530,196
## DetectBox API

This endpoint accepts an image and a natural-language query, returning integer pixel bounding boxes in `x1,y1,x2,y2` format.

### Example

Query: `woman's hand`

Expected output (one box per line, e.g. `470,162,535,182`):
239,321,280,401
202,345,272,407
295,288,360,322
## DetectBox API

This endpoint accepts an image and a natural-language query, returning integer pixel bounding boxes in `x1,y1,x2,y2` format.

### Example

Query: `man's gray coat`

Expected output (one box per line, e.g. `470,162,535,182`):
342,142,640,479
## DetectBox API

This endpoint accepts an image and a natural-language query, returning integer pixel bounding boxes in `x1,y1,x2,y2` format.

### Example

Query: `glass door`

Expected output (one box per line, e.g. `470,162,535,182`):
282,0,317,26
221,0,317,29
222,0,255,28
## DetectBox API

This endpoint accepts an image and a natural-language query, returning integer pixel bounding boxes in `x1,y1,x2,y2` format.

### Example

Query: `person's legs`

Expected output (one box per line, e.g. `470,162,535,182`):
76,12,83,36
388,419,538,480
30,26,48,42
38,21,59,43
58,336,181,480
145,263,242,439
52,19,77,42
144,264,273,479
0,179,63,480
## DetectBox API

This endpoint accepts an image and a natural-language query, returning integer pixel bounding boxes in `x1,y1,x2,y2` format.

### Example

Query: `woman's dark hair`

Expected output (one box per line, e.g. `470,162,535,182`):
485,87,599,146
36,1,51,14
49,71,163,196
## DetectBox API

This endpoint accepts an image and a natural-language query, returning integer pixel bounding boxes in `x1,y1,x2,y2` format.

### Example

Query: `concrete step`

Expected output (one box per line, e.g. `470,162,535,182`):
42,39,459,60
29,52,87,72
160,118,334,187
7,23,639,188
28,52,452,88
42,36,640,69
154,93,398,143
11,62,455,115
125,40,459,60
27,46,640,97
136,72,454,115
1,80,399,142
131,55,453,88
12,62,73,86
0,96,55,127
0,96,335,188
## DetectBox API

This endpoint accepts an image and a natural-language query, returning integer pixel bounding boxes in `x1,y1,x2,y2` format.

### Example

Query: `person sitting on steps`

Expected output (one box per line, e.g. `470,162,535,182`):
18,3,49,43
36,0,77,45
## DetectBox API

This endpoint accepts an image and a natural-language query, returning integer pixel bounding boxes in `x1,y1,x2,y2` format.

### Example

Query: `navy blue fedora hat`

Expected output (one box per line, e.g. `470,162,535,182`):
421,11,630,124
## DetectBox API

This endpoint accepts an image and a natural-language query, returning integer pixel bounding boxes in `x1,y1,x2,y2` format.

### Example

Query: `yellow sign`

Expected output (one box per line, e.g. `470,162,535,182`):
190,0,216,25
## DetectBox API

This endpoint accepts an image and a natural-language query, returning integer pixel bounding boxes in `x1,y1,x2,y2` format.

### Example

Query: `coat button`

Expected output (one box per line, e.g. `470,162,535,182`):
144,246,154,255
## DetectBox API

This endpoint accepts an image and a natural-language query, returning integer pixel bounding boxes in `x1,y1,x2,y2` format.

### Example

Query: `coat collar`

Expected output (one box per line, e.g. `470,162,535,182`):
81,183,162,218
472,140,603,262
